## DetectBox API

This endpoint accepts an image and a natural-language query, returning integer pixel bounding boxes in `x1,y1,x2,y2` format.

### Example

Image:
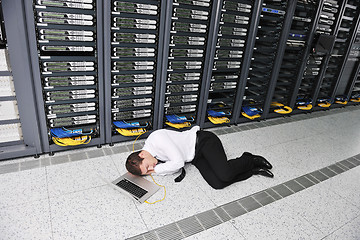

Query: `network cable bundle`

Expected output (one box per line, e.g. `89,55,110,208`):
335,95,348,105
33,0,100,148
296,98,313,110
207,102,231,125
50,126,95,146
241,105,263,120
350,94,360,102
317,98,332,108
270,102,292,114
113,121,148,136
165,114,194,129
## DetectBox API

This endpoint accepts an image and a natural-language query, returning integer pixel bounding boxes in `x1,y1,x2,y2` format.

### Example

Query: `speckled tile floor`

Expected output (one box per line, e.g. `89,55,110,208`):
0,105,359,240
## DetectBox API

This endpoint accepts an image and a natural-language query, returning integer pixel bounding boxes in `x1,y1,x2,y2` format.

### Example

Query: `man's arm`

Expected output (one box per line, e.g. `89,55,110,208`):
154,160,185,175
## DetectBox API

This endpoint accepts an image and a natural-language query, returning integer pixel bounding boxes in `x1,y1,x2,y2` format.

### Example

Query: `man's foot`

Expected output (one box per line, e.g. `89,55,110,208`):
252,168,274,178
253,155,273,169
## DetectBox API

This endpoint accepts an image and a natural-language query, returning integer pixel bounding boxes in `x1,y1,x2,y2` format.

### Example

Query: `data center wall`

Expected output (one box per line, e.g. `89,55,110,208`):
1,0,360,159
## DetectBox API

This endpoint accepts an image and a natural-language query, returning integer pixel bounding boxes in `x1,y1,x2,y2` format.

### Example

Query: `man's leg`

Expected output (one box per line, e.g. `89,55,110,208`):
193,131,255,184
193,155,229,189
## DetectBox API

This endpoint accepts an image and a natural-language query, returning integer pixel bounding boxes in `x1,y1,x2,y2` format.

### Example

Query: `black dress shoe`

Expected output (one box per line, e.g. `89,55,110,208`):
253,155,273,169
252,168,274,178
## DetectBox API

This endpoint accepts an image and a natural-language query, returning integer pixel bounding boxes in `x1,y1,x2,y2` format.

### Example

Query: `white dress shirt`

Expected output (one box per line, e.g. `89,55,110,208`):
142,126,200,175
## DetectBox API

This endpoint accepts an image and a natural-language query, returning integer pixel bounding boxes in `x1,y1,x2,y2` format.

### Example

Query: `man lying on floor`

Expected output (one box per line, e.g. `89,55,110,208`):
125,126,274,189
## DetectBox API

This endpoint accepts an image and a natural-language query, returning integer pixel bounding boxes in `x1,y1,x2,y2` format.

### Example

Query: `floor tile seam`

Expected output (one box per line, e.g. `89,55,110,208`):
325,183,360,211
319,214,360,240
133,194,153,234
1,106,359,175
44,167,55,240
47,184,107,201
227,219,247,240
126,157,360,240
291,208,327,237
0,195,51,211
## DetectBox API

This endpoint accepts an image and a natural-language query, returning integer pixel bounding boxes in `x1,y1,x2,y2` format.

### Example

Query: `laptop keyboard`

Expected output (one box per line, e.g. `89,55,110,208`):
116,179,148,199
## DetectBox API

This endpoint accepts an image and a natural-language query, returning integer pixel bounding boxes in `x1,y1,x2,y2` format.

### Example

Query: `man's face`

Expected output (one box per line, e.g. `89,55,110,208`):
138,151,158,175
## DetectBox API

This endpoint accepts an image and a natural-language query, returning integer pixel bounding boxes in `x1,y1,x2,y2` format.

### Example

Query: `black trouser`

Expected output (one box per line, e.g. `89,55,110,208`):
191,130,255,189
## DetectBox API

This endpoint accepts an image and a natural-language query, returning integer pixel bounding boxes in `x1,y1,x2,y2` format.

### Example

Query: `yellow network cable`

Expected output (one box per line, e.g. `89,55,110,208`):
208,116,230,124
144,174,166,204
131,130,166,204
241,112,261,120
52,136,91,146
116,128,147,136
271,102,292,114
165,121,191,129
318,102,331,108
297,104,313,110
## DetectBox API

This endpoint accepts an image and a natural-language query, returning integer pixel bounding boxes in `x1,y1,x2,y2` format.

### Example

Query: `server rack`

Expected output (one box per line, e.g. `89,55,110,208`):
2,0,360,160
30,0,104,153
268,0,320,118
295,0,344,111
317,0,360,108
238,0,296,122
345,24,360,104
200,0,262,128
106,0,165,142
158,0,215,129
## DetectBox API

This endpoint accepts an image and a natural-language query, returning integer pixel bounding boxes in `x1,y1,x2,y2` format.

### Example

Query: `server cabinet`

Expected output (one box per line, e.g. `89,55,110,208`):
106,0,165,142
345,25,360,103
158,0,215,129
295,0,344,111
268,0,320,117
238,0,296,121
30,0,104,153
200,0,263,128
318,0,360,107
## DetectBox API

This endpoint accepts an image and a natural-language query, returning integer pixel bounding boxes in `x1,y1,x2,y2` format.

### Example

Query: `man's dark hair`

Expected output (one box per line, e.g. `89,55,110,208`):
126,150,143,175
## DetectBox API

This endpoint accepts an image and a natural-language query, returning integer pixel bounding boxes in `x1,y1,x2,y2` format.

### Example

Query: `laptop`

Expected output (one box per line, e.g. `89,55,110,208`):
103,172,160,203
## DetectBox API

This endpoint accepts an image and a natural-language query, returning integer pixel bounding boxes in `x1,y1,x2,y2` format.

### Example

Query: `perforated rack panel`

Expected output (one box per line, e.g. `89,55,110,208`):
33,0,99,141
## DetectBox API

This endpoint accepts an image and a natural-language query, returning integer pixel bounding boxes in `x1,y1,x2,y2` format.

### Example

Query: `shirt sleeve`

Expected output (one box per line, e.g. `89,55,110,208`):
154,160,184,175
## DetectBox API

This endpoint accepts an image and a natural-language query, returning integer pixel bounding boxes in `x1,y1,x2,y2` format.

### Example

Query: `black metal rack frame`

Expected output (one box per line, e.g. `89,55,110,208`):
1,0,359,160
